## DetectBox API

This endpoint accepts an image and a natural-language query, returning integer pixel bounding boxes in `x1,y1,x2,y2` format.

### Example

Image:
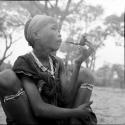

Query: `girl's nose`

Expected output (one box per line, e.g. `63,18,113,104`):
58,30,61,37
58,34,61,38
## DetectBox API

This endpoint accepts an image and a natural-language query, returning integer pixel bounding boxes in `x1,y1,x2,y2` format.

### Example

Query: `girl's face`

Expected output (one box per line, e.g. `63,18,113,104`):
34,20,62,52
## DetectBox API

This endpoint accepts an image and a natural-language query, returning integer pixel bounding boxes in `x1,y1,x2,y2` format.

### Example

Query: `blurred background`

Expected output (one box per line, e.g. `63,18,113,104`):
0,0,124,124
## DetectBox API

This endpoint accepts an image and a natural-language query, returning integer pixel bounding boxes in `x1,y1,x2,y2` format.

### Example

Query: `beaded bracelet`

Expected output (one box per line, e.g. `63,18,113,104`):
80,83,94,91
4,88,25,103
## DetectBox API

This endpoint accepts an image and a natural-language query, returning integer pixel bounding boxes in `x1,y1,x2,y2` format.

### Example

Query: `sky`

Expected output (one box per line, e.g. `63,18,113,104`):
87,0,125,16
1,0,124,70
86,0,124,69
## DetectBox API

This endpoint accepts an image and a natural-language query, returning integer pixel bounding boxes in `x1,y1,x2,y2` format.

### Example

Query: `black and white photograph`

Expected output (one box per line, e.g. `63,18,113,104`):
0,0,124,124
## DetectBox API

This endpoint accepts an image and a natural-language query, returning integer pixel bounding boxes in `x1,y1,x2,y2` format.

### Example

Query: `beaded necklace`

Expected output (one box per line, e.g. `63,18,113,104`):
31,51,55,78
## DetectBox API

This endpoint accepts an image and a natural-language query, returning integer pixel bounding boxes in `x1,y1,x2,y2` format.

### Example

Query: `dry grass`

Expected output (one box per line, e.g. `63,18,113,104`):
91,87,125,124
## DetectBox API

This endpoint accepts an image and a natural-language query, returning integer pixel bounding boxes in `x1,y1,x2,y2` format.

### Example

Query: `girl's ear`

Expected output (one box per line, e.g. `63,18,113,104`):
32,31,40,41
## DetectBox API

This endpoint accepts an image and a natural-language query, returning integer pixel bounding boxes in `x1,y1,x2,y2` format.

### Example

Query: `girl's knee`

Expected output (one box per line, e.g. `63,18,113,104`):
78,68,95,84
0,69,21,96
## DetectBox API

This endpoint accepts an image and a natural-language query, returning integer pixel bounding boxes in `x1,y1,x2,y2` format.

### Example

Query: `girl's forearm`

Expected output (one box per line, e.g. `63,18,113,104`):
36,103,79,119
68,63,81,97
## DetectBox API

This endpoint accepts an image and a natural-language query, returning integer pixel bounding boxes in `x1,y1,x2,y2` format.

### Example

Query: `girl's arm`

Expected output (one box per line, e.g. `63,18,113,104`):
60,63,81,104
60,43,95,104
22,77,91,119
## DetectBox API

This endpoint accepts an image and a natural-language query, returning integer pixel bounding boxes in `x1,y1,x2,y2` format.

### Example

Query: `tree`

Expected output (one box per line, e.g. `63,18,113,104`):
0,1,105,70
60,4,104,71
86,26,106,70
88,12,124,71
1,0,92,69
18,0,84,29
110,64,124,88
104,13,124,47
95,64,111,86
0,1,27,66
95,64,124,88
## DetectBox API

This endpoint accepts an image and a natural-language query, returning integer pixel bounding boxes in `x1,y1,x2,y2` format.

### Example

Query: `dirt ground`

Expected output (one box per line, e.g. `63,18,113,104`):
91,87,125,124
0,86,125,124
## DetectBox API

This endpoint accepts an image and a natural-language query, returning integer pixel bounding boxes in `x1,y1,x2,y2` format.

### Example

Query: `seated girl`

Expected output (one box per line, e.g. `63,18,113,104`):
0,15,97,125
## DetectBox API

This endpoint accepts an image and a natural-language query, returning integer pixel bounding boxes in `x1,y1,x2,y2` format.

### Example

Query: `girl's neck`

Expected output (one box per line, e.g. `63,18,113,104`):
33,49,50,63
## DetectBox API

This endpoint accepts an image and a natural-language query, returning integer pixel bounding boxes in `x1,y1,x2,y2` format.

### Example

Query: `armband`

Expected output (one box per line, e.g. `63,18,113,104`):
3,88,25,103
80,83,94,91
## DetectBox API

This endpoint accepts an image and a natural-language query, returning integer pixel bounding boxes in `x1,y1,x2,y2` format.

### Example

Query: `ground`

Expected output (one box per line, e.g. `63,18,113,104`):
91,87,125,124
0,87,125,124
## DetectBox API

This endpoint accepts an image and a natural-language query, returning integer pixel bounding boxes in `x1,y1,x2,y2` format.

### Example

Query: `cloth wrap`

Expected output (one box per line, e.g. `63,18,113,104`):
12,53,67,125
24,15,56,47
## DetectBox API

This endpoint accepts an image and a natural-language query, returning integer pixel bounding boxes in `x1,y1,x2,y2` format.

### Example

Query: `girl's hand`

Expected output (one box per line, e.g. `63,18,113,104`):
76,101,93,118
77,101,93,110
71,101,93,125
74,39,96,65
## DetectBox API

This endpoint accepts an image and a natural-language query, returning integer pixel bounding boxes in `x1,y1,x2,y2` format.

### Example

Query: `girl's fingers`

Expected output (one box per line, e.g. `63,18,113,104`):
84,101,93,107
87,101,93,106
85,41,96,51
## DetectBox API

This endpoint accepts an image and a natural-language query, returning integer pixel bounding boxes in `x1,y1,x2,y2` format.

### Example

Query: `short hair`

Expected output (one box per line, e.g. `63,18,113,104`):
24,19,34,47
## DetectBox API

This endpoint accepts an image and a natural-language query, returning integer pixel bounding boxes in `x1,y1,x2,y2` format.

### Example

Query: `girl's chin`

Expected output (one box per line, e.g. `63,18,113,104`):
53,45,60,51
53,48,59,52
50,47,59,53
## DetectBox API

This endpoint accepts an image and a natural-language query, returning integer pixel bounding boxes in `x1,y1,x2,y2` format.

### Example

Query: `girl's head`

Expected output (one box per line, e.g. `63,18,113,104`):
24,15,62,52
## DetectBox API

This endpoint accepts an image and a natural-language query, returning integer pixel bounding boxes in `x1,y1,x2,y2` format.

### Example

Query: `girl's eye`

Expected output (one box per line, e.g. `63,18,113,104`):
51,27,56,30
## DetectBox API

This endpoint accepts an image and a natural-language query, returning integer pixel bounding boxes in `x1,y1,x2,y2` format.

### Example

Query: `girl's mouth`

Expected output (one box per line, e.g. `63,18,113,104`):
57,39,62,43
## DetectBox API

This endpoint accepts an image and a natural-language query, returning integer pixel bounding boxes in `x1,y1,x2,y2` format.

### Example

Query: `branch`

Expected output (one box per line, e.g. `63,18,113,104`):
89,53,96,70
1,31,8,61
65,0,72,12
9,22,25,27
5,51,13,60
0,51,13,65
19,1,44,17
48,1,54,8
55,0,59,8
0,60,4,66
0,33,20,64
13,36,22,44
69,0,83,14
59,0,72,29
33,1,47,14
44,1,49,15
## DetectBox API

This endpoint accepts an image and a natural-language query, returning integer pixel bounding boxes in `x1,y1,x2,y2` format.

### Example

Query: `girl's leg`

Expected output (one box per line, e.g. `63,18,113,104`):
70,69,97,125
70,82,93,125
72,68,95,107
73,82,93,107
0,69,38,124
